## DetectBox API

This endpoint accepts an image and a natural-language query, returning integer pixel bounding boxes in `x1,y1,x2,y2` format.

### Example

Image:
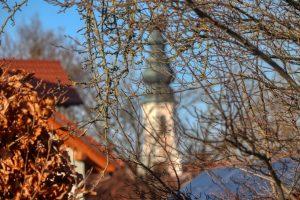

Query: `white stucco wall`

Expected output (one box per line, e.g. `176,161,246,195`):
140,102,182,176
67,148,85,199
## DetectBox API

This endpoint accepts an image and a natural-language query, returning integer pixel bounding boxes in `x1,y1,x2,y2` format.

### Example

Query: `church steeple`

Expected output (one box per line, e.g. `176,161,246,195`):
139,27,182,177
142,28,175,103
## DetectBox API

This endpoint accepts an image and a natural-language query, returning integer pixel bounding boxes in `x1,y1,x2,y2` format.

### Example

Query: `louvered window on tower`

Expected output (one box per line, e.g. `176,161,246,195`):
158,115,167,136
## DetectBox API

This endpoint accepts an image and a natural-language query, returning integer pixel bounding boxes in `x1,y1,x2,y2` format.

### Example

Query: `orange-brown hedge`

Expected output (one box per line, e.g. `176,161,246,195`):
0,69,81,199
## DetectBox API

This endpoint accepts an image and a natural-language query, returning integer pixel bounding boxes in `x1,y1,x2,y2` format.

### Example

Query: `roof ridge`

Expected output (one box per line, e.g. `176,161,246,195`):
0,58,61,63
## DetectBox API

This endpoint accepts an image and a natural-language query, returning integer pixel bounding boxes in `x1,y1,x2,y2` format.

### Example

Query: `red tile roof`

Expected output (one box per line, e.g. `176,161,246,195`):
0,59,82,106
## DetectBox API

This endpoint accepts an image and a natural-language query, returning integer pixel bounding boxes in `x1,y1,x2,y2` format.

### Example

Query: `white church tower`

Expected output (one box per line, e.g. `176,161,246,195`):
140,28,182,177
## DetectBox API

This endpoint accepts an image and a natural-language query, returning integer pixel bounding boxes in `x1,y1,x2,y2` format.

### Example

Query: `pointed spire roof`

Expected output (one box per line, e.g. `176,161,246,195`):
142,29,174,85
142,28,175,103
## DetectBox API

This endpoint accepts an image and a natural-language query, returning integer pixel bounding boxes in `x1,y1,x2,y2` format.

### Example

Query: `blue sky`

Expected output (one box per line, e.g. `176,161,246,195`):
0,1,207,131
2,1,83,40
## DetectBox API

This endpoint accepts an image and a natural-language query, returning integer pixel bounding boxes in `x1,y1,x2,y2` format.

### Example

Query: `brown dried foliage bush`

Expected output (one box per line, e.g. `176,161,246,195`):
0,69,81,199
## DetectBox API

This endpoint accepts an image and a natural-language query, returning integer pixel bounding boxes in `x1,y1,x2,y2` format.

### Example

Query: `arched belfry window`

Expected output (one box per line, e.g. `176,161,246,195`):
158,115,167,135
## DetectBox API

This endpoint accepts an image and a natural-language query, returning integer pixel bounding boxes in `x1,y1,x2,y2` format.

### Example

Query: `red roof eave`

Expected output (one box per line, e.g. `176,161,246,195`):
47,118,117,173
